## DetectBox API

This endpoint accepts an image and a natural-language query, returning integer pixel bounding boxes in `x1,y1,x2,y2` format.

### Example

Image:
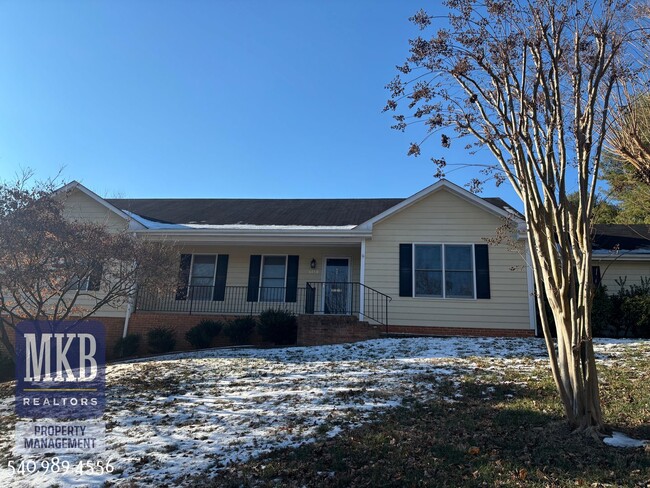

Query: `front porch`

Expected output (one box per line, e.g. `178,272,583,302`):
134,282,391,326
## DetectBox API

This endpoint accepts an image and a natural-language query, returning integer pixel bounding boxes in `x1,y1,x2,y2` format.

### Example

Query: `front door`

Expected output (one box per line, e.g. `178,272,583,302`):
324,258,350,314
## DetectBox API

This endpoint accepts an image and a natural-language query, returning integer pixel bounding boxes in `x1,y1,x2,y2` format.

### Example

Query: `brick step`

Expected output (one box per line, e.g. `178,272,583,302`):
296,315,382,346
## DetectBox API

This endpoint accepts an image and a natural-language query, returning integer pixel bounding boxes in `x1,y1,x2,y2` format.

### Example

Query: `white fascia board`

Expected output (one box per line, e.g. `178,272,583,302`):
54,181,147,230
592,252,650,261
134,228,372,245
354,179,523,231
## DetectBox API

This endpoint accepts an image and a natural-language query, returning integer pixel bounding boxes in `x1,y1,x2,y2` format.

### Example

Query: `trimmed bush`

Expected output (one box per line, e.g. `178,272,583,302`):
592,276,650,338
113,334,141,359
223,316,256,345
622,293,650,338
258,309,297,345
185,319,223,349
591,285,613,337
147,326,176,354
0,350,15,382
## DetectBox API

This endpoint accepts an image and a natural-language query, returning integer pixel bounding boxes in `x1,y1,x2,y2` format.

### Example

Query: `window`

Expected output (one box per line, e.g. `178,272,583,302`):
592,266,602,287
444,245,474,298
71,262,103,292
414,244,475,299
414,245,442,297
260,256,287,302
189,255,216,300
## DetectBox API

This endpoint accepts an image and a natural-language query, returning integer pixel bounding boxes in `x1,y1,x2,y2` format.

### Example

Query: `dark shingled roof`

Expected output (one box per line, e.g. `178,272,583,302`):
106,198,404,226
593,224,650,252
106,195,517,227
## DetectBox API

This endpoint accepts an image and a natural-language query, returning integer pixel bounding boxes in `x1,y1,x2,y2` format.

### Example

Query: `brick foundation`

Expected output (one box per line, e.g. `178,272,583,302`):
386,324,535,338
296,315,382,346
1,313,535,363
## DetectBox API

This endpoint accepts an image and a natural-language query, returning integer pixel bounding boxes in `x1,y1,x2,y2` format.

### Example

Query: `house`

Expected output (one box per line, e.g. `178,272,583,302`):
592,224,650,292
57,179,650,352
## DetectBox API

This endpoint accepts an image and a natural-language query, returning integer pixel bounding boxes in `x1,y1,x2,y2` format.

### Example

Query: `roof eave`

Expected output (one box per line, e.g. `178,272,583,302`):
592,251,650,260
134,228,373,244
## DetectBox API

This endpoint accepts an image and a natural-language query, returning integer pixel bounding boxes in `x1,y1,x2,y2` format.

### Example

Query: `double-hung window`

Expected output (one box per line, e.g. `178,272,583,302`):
414,244,475,299
414,245,443,297
189,255,216,300
260,256,287,302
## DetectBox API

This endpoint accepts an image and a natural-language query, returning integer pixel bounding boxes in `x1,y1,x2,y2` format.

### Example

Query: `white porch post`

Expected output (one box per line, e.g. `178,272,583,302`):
359,238,366,321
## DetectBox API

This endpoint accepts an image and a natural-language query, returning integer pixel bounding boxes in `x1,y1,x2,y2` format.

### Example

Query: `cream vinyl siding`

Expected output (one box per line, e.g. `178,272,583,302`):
175,245,361,290
62,188,129,232
364,188,531,330
60,188,130,317
594,259,650,291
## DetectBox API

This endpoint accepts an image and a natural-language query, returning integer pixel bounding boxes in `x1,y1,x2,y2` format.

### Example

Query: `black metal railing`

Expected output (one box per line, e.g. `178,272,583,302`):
135,282,391,325
304,282,391,326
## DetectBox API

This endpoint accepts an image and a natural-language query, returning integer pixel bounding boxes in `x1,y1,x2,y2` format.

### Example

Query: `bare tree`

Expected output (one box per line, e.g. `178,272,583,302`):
607,89,650,186
606,4,650,185
0,175,177,357
386,0,647,433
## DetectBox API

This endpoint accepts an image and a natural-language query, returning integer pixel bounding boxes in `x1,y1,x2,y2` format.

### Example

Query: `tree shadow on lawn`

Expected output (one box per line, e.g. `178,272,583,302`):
201,378,650,488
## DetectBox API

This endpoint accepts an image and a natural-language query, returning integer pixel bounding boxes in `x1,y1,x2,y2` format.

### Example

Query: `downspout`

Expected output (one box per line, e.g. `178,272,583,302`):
122,232,138,338
122,284,136,338
359,238,366,321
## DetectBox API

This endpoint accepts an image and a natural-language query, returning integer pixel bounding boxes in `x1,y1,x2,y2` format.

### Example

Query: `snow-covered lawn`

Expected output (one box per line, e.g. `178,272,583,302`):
0,336,646,487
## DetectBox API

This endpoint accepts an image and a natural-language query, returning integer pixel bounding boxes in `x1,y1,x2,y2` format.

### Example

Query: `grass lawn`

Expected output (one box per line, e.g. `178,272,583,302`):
211,342,650,488
0,337,648,487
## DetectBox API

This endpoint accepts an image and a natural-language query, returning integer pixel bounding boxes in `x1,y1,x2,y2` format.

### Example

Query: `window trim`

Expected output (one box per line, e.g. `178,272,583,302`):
412,243,477,300
187,253,219,289
258,254,289,302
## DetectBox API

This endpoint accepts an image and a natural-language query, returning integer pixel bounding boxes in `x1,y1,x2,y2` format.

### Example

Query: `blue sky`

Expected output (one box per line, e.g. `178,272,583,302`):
0,1,521,206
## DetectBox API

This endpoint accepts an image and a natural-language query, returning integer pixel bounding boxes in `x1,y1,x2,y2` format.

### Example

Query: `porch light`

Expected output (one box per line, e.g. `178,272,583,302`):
310,258,317,269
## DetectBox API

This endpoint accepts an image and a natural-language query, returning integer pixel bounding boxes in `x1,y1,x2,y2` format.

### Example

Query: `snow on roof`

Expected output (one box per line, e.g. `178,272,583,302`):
124,211,357,231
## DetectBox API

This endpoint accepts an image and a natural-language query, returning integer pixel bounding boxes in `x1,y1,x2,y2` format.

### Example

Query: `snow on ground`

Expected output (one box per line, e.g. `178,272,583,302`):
0,336,645,487
603,431,649,448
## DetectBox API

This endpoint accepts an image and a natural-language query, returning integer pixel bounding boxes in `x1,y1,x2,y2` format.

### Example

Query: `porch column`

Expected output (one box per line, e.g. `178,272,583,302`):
359,238,366,321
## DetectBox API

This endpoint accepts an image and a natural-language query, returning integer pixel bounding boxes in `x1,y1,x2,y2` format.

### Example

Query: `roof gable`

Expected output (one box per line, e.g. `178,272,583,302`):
55,181,146,230
354,179,523,230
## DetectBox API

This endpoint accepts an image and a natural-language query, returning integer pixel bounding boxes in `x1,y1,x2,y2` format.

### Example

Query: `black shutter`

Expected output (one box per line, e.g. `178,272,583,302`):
247,255,262,302
399,244,413,297
285,255,299,302
87,262,103,291
475,244,491,299
213,255,229,301
175,254,192,300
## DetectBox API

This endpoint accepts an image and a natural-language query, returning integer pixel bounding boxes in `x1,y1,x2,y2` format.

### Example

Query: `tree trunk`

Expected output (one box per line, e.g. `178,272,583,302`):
528,231,604,433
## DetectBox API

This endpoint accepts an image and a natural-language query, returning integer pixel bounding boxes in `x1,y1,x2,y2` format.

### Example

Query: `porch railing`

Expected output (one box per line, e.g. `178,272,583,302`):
135,282,391,325
304,282,391,326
